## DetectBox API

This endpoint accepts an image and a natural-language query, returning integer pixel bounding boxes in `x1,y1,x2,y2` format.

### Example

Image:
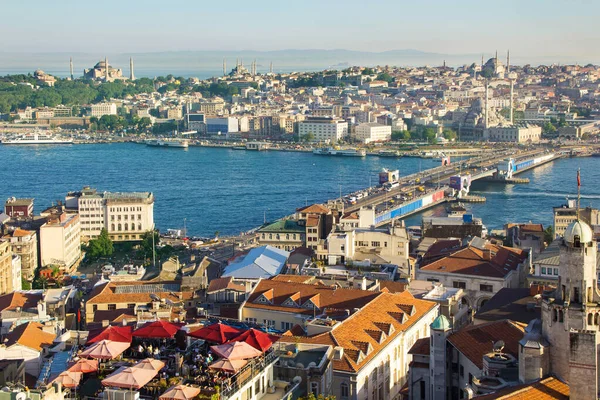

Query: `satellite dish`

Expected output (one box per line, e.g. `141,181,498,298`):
150,294,160,301
493,340,505,352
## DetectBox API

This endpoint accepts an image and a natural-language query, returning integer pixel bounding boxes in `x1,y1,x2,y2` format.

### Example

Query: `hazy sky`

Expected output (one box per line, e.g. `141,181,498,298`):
1,0,597,59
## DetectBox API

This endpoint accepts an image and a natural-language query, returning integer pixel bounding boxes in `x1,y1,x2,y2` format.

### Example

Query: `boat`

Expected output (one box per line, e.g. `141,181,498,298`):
145,138,189,148
246,142,270,151
1,131,73,145
232,146,246,150
312,147,366,157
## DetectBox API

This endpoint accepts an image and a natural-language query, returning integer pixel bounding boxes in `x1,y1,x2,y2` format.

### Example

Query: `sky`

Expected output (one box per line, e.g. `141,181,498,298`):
1,0,598,62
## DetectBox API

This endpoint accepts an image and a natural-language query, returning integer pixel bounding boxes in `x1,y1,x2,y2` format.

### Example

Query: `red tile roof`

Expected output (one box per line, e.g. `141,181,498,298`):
420,244,528,279
475,376,569,399
287,291,437,373
447,320,526,370
297,204,331,214
0,292,43,312
270,274,316,284
207,277,246,293
4,322,55,351
408,337,430,355
245,279,381,316
379,281,408,294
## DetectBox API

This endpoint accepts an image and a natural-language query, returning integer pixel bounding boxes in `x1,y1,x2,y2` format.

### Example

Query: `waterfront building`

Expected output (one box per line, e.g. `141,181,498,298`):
258,220,306,251
222,245,290,281
416,239,530,310
484,124,542,143
0,240,15,295
4,197,34,218
298,116,348,144
206,117,239,135
53,105,72,117
185,113,206,133
90,102,117,117
66,187,154,242
353,122,392,144
5,228,38,281
39,211,81,271
553,199,599,239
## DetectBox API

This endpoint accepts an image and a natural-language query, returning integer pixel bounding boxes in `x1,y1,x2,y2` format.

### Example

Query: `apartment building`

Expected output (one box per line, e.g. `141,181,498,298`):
39,212,81,270
5,228,38,281
299,117,348,143
0,240,15,295
90,102,117,117
353,123,392,144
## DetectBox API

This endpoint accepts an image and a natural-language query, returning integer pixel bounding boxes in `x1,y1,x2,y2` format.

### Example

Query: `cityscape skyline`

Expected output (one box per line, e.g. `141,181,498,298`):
1,0,599,64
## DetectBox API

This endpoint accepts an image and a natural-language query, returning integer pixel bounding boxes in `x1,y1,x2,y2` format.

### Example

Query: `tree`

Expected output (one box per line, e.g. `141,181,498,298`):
362,68,374,75
542,122,557,134
377,72,393,83
421,127,437,143
443,129,457,141
392,130,411,141
302,132,316,142
543,226,554,245
298,394,336,400
87,228,114,259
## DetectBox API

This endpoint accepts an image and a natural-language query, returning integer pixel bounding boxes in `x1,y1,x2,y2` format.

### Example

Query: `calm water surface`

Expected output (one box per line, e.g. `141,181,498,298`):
0,143,598,236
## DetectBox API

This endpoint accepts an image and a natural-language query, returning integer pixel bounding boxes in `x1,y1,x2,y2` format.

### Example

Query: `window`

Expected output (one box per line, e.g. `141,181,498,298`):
127,303,135,309
480,284,493,292
453,281,466,289
108,304,116,310
310,382,319,396
371,241,381,247
263,319,275,328
554,268,559,276
340,382,349,399
93,305,98,312
468,373,473,384
459,364,464,377
245,318,257,324
541,267,546,274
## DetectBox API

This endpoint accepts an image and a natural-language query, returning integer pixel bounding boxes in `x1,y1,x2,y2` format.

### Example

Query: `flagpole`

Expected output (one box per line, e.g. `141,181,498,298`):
577,168,581,220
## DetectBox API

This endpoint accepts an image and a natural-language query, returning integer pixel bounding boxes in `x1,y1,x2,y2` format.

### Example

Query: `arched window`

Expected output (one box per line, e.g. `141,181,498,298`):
138,223,142,230
340,382,349,399
111,224,115,231
118,223,122,231
595,314,599,325
124,224,128,231
559,310,564,323
588,313,593,325
131,223,135,231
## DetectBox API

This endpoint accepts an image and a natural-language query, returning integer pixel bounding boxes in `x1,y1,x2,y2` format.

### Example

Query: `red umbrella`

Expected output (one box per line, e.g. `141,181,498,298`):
52,371,82,388
88,325,132,344
188,323,241,344
228,328,279,352
210,341,263,360
132,320,181,338
80,339,130,360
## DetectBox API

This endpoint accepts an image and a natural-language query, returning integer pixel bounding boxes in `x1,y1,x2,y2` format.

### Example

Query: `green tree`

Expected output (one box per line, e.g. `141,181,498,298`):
302,132,316,142
392,130,411,141
443,129,457,141
362,68,374,75
298,394,336,400
87,228,114,259
542,122,557,134
543,226,554,245
376,72,393,83
421,127,437,143
21,278,32,290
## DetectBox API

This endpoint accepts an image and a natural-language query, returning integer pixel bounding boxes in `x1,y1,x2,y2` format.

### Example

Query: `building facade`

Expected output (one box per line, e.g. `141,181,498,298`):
6,229,38,281
0,240,14,295
353,123,392,144
39,213,81,270
90,102,117,118
299,117,348,143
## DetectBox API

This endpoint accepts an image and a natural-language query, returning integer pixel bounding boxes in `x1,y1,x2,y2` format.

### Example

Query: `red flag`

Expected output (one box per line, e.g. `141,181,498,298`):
77,309,81,323
577,169,581,187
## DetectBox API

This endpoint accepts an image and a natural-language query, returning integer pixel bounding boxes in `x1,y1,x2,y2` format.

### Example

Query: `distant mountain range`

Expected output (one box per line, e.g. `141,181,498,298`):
0,49,595,79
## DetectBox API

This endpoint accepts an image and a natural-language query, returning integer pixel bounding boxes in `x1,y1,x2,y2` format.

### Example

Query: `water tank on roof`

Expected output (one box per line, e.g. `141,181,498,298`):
463,214,473,223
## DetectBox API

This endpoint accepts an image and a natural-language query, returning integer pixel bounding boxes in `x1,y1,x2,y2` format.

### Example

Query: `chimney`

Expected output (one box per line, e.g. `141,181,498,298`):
482,248,492,261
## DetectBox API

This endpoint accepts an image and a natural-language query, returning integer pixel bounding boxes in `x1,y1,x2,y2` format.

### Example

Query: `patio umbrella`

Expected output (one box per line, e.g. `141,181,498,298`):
208,358,247,373
68,358,99,373
159,384,202,400
210,341,262,360
87,325,132,344
132,320,181,338
133,358,165,371
80,339,130,360
52,371,83,388
187,323,241,344
228,328,279,352
101,366,158,390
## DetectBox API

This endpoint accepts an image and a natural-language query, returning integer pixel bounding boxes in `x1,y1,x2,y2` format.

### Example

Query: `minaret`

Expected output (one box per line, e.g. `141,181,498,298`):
69,57,74,80
495,50,498,62
130,57,135,81
509,78,514,125
443,60,446,68
223,58,226,76
252,59,256,76
481,54,484,67
484,80,489,129
269,61,273,74
104,57,109,81
506,50,510,73
430,315,451,400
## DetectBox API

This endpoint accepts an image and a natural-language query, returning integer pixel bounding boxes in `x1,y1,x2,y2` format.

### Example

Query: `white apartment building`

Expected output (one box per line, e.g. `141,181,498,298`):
11,254,22,292
66,187,155,241
90,102,117,117
104,192,154,242
299,117,348,144
39,213,81,270
353,123,392,144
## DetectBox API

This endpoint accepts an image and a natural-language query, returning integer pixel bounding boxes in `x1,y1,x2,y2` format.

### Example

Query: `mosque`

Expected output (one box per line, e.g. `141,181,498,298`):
83,57,134,82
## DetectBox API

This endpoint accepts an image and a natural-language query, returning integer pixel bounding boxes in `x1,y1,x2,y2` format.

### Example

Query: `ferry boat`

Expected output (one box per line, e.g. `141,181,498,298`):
1,132,73,145
312,147,366,157
145,138,189,148
378,150,401,157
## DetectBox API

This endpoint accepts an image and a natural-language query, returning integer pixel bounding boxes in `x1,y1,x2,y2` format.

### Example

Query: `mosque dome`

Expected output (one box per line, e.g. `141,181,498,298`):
34,69,44,76
94,60,108,69
564,219,594,245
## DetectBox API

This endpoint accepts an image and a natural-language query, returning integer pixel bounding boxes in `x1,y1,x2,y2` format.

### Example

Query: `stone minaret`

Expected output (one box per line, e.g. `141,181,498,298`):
252,59,256,76
430,315,451,400
70,57,74,80
506,50,510,73
223,58,226,75
130,57,135,81
104,57,109,81
269,61,273,74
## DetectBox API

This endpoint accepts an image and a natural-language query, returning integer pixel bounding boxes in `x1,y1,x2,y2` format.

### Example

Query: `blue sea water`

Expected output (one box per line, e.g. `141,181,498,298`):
0,143,598,236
